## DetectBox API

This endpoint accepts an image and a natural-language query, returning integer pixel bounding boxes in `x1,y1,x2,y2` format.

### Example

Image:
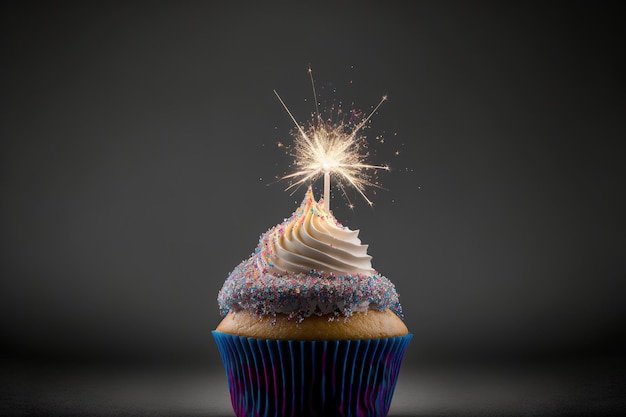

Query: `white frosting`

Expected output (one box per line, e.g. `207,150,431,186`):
262,187,374,276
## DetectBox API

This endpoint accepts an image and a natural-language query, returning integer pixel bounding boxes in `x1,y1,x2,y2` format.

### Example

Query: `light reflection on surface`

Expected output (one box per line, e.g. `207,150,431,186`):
2,356,624,416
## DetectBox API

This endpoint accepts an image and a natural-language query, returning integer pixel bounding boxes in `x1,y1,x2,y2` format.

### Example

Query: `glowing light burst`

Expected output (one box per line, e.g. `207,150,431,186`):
274,69,389,210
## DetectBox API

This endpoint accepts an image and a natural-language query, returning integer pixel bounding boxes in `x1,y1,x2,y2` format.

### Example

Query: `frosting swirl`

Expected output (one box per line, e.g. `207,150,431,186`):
262,188,374,275
217,187,403,321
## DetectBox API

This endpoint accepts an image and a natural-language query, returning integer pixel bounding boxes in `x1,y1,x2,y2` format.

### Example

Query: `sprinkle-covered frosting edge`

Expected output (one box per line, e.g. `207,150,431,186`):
217,188,403,323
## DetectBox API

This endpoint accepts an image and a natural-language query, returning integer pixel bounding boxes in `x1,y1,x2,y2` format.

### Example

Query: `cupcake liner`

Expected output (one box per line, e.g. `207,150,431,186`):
212,331,412,417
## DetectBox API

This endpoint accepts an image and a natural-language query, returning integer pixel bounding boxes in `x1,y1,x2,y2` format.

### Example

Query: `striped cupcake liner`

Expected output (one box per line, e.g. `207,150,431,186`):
213,331,412,417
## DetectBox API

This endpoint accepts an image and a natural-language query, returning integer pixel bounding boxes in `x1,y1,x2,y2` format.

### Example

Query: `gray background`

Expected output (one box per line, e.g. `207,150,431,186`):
1,1,625,415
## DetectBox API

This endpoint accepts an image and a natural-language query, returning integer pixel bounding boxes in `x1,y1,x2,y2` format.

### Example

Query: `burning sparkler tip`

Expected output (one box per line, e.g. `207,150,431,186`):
274,69,391,210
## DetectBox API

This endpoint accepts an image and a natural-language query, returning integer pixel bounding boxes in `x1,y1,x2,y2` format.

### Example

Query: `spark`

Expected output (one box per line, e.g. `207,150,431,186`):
274,68,389,209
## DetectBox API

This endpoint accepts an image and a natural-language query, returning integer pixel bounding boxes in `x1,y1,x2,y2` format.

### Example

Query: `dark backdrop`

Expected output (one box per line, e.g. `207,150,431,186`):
1,1,624,371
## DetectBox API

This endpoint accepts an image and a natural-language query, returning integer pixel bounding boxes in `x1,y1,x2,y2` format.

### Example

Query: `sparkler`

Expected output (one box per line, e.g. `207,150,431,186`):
274,68,389,212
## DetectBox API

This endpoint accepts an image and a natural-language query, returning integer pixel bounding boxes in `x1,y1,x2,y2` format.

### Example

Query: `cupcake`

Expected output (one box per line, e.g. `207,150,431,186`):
213,187,411,417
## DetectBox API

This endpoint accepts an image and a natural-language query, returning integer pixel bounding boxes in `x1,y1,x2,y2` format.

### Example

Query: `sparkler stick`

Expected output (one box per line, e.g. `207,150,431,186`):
324,171,330,212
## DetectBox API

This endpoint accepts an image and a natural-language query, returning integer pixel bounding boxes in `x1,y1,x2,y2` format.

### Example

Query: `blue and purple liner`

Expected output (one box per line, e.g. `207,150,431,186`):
213,331,412,417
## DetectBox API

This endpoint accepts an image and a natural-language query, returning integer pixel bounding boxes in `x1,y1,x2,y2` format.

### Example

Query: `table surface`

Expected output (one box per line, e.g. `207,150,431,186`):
2,356,625,416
